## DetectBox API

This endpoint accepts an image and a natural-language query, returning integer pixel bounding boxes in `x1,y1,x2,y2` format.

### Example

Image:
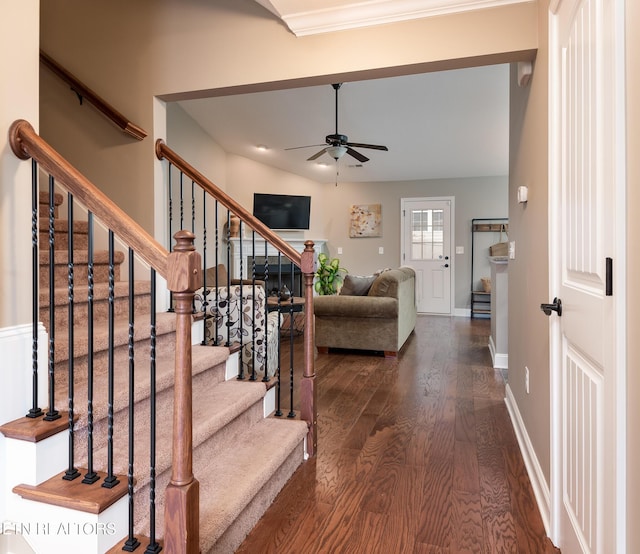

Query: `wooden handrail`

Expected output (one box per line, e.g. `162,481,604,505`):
40,51,147,141
9,119,167,275
155,139,302,267
156,139,318,456
10,119,201,551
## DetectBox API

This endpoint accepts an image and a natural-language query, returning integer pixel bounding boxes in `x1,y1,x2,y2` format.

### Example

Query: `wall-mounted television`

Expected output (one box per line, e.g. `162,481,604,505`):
253,193,311,230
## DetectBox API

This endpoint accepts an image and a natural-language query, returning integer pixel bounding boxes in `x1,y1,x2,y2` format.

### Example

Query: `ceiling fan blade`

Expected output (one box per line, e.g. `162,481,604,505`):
285,143,326,151
346,142,389,151
346,147,369,163
307,148,328,161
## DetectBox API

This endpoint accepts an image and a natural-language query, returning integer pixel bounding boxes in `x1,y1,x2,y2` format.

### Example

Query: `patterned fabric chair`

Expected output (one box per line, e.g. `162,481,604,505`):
194,282,280,379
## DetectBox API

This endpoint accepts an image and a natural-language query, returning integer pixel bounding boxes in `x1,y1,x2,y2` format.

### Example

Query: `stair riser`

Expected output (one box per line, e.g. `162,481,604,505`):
40,263,122,288
40,292,151,330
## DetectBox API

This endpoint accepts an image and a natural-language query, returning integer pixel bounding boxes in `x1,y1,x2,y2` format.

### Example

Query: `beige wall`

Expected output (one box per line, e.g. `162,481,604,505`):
232,164,508,310
0,0,39,328
626,0,640,550
39,0,536,235
10,0,639,546
312,177,508,310
507,1,551,485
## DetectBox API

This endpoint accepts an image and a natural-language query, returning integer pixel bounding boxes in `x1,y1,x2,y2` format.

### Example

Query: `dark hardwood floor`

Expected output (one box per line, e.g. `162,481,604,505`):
237,315,559,554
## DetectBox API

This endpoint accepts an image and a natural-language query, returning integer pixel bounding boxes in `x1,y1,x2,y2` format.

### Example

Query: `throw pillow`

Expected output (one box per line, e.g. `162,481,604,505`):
339,274,377,296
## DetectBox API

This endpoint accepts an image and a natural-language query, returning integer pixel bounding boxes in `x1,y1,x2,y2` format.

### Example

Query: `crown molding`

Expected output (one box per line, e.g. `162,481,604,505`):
254,0,535,37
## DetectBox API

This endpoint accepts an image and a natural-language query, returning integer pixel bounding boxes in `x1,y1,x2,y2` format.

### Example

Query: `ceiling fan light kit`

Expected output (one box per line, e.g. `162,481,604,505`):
287,82,389,164
327,145,347,159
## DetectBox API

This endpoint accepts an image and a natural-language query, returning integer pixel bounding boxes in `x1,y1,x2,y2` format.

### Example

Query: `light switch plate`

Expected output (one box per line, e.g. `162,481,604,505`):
337,247,343,255
456,246,464,255
378,246,384,255
509,241,516,259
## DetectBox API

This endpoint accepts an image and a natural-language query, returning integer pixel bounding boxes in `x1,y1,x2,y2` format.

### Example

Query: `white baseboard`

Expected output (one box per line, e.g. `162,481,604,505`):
488,335,508,369
504,384,551,534
454,308,471,317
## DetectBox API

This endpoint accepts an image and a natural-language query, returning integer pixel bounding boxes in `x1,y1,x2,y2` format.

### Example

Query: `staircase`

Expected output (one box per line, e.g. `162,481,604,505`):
1,190,308,552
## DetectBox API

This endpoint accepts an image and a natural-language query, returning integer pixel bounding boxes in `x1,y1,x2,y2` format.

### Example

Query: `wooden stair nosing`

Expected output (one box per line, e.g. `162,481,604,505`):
0,411,75,443
13,469,128,515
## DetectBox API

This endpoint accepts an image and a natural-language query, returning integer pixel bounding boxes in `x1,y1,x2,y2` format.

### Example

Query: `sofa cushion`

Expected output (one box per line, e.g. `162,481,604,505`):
340,274,377,296
313,295,397,318
368,267,414,298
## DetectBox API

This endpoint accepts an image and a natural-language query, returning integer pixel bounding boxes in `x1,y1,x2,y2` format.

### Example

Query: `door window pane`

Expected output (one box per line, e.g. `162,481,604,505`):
410,209,444,261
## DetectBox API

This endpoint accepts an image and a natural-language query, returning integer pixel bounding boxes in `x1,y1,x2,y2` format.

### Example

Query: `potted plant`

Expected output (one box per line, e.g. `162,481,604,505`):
314,253,347,295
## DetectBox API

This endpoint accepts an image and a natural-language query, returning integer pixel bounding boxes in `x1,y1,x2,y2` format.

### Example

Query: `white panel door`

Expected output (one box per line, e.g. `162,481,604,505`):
548,0,625,552
402,198,452,314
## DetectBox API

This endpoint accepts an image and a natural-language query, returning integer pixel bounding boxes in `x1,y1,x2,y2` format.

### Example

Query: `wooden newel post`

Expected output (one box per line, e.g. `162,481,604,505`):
164,230,201,553
300,241,317,457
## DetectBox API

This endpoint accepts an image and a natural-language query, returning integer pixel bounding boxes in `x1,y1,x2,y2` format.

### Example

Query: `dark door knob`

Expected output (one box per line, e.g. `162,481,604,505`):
540,297,562,316
443,263,449,268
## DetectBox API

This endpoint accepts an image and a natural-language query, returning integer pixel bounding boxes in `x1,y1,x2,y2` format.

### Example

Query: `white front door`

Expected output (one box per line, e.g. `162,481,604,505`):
548,0,626,552
401,197,453,314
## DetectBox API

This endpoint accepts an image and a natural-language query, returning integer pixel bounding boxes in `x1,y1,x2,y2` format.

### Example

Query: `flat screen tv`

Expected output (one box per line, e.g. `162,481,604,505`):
253,193,311,230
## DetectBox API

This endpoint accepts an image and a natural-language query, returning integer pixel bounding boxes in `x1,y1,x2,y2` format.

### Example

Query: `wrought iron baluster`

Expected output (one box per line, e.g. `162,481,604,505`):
261,237,270,384
27,160,43,418
249,231,257,382
275,251,283,417
44,175,60,422
63,193,80,480
237,217,244,379
102,230,119,489
179,171,184,232
287,259,296,419
123,248,140,552
167,163,174,313
225,210,232,348
201,189,208,345
145,270,161,554
83,212,98,484
214,201,220,346
191,180,195,234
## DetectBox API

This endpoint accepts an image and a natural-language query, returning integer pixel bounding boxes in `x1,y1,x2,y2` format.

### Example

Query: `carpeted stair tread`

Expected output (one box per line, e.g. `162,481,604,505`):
39,280,152,308
84,378,267,484
197,417,308,551
51,311,177,362
56,343,229,427
40,249,125,265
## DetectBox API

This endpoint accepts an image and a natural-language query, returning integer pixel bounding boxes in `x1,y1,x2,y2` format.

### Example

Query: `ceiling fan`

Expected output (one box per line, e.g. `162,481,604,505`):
286,83,389,163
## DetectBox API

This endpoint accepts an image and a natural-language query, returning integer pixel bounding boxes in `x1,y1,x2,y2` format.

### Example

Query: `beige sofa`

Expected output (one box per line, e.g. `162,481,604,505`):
313,267,417,357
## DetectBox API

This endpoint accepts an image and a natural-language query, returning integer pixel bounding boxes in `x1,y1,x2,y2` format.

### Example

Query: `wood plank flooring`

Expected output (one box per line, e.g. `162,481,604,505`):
237,315,560,554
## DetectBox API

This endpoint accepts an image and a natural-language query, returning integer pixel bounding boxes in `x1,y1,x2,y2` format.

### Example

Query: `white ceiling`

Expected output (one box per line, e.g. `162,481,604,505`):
177,63,510,185
177,0,517,185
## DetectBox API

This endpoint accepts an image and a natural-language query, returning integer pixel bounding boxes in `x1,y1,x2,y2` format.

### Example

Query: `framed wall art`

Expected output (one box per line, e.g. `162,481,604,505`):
349,204,382,238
